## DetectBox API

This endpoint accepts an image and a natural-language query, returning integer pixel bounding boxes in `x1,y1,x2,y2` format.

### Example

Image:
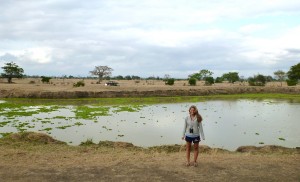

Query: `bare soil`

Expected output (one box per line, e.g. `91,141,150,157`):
0,133,299,182
1,144,299,182
0,78,299,98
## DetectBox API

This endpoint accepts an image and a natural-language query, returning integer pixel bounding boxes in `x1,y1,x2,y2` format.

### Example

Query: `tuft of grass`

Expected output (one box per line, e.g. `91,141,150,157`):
0,132,66,145
80,138,95,146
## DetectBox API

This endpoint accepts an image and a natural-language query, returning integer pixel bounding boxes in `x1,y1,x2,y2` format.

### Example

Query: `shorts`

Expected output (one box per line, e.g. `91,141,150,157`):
185,136,201,143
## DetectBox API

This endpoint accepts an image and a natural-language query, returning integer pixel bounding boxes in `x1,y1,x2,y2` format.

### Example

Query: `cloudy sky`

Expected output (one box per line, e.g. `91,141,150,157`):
0,0,300,78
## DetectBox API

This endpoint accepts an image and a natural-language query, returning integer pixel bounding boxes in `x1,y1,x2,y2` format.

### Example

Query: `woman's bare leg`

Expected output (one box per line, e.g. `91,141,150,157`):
186,142,191,165
193,142,199,164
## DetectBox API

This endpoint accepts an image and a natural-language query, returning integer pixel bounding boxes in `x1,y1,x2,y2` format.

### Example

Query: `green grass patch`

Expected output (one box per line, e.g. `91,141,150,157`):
74,106,111,120
112,105,142,113
1,94,300,107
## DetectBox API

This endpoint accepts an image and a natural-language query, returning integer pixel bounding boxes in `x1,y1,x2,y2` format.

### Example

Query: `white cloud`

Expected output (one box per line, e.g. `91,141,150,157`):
0,0,300,77
239,24,268,33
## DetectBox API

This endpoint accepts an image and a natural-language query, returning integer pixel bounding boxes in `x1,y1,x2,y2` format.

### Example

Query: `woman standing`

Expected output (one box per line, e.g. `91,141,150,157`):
182,105,205,167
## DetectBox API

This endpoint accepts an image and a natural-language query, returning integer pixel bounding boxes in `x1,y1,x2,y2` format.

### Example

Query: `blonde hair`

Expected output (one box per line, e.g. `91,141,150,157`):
189,105,202,122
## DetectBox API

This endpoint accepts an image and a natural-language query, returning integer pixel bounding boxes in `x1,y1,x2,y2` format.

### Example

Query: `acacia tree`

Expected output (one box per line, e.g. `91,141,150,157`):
90,66,113,83
273,70,286,86
1,62,24,83
189,69,213,80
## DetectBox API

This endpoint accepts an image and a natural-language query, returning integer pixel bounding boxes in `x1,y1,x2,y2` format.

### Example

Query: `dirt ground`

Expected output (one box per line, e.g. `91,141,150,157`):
0,142,299,182
0,78,299,98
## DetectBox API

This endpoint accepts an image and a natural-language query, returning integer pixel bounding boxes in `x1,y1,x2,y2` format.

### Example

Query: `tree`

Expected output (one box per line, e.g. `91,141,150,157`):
286,63,300,86
165,78,175,85
90,66,113,83
205,77,214,86
1,62,24,83
188,78,197,86
248,74,266,86
41,76,51,83
274,70,286,86
222,72,240,83
124,75,132,80
215,77,224,83
189,69,213,80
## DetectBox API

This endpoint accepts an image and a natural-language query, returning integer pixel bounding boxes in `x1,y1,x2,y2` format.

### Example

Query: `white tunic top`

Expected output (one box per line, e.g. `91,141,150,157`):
183,115,205,140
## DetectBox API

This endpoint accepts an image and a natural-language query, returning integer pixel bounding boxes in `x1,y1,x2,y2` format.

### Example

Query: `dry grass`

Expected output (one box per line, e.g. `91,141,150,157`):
0,132,299,181
1,78,299,98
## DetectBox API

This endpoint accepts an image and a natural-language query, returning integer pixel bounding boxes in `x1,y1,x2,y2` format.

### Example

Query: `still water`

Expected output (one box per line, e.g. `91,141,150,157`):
0,99,299,151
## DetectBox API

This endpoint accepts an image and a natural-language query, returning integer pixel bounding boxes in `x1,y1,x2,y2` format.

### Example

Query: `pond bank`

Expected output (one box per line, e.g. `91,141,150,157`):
0,132,299,181
1,86,300,98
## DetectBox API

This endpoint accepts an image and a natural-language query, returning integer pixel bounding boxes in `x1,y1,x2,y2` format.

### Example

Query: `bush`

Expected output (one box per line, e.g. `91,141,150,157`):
165,78,175,85
73,80,85,87
215,77,223,83
188,78,197,86
29,80,35,84
286,79,298,86
41,76,51,83
205,77,214,86
248,74,266,86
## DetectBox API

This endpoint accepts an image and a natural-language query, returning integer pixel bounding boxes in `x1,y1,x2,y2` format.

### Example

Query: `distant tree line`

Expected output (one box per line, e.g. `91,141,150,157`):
1,62,300,87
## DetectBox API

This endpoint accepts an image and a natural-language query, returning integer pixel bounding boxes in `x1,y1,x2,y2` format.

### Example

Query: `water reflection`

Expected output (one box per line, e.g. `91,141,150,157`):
0,99,299,151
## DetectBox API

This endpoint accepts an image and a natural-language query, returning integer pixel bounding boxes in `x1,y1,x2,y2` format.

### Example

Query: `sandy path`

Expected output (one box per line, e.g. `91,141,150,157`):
0,143,299,182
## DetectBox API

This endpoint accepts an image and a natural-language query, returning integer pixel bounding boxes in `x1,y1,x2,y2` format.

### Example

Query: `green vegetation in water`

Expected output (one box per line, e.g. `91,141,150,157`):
74,106,111,119
56,125,73,129
112,105,142,113
0,132,12,137
0,103,63,118
2,93,300,108
279,137,286,141
42,127,53,131
53,116,67,119
74,122,84,126
0,121,10,127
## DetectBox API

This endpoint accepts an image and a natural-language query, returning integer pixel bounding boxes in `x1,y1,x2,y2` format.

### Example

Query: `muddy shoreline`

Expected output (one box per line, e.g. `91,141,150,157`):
1,86,300,98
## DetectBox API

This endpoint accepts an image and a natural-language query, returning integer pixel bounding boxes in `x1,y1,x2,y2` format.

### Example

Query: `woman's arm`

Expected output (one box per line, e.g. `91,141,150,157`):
182,117,187,139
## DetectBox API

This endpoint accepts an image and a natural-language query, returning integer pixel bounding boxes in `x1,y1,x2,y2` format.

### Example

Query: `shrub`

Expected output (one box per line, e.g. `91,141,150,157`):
205,77,214,86
286,79,298,86
73,80,85,87
215,77,223,83
248,74,266,86
41,76,51,83
188,78,197,86
165,78,175,85
29,80,35,84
